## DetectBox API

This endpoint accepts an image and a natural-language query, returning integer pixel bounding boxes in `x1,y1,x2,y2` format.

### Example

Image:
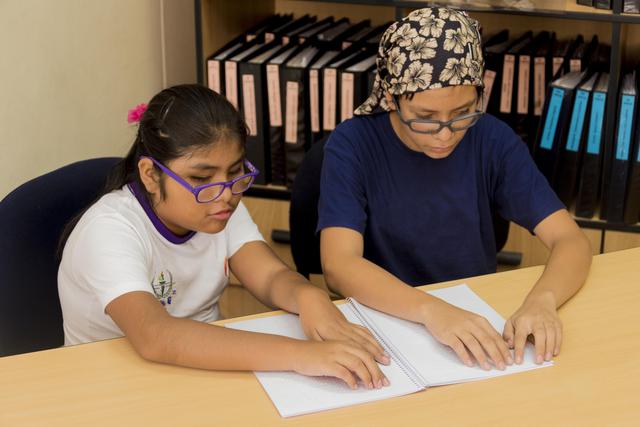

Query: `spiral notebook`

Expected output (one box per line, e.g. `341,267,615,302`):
226,284,552,417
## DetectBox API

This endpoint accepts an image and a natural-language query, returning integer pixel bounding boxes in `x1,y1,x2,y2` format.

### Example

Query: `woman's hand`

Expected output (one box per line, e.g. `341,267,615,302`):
503,291,561,364
297,287,390,366
420,297,513,370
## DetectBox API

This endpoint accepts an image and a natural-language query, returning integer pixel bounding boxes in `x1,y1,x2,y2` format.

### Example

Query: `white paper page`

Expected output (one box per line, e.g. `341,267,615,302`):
352,284,552,386
225,305,422,418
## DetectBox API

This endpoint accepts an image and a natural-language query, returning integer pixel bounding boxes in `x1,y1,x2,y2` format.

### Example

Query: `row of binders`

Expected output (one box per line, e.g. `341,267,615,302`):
577,0,640,12
207,15,638,225
207,14,386,187
533,69,640,225
481,29,609,148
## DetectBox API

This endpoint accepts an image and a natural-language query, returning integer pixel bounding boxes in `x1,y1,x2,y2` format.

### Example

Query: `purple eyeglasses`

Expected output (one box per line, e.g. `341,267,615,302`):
142,156,259,203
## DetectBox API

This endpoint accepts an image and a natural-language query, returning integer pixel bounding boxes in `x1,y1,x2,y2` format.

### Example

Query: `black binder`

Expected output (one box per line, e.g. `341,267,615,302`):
340,54,377,123
322,46,375,134
245,15,292,43
297,18,345,44
482,30,510,114
555,72,599,207
283,17,333,46
308,49,342,145
238,42,291,185
532,32,556,118
206,35,247,95
265,20,339,185
551,37,582,80
575,73,610,218
282,44,326,187
534,71,588,188
569,35,598,74
499,32,532,120
516,32,552,147
342,22,390,49
264,44,304,185
224,40,271,112
603,72,637,222
322,20,371,49
264,15,315,45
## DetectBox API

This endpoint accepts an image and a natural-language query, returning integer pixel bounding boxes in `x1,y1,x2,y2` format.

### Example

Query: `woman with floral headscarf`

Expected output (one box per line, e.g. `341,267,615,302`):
318,7,592,371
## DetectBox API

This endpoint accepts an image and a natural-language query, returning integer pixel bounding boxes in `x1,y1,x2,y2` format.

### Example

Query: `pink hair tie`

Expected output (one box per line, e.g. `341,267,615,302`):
127,103,148,123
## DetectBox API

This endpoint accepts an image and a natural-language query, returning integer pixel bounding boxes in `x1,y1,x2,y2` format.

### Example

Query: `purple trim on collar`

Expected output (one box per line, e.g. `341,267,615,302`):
127,181,196,244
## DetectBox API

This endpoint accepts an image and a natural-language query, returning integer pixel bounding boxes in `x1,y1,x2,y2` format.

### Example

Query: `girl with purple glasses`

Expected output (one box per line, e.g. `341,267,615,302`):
58,84,389,390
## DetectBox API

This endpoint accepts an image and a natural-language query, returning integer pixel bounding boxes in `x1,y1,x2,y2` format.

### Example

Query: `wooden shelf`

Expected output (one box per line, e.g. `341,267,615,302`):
287,0,640,23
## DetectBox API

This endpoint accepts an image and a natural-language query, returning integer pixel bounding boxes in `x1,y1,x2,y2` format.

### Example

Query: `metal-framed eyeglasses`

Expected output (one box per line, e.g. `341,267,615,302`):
142,156,259,203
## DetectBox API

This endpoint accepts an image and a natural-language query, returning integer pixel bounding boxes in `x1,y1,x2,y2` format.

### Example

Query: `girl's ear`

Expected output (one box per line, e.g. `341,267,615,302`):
138,158,161,195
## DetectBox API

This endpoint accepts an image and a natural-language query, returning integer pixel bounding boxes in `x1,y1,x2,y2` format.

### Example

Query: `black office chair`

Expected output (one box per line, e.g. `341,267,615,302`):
289,136,519,279
0,157,120,357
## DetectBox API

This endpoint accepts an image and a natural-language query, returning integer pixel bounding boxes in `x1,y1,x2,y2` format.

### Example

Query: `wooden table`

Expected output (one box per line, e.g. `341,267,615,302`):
1,248,639,426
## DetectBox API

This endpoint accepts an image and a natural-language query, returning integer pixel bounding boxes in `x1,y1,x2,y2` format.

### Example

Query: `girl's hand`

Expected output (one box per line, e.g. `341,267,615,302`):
503,291,561,365
297,288,390,365
291,340,390,390
420,297,513,370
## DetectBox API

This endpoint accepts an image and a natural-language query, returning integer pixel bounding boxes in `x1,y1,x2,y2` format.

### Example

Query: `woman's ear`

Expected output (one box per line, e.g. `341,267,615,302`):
385,92,397,111
138,158,161,195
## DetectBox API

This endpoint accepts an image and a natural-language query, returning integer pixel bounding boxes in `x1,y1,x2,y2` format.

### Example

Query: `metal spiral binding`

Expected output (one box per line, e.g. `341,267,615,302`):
346,298,427,389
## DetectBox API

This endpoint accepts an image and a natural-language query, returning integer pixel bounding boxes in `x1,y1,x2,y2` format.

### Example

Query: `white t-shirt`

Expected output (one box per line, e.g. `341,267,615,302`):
58,185,264,345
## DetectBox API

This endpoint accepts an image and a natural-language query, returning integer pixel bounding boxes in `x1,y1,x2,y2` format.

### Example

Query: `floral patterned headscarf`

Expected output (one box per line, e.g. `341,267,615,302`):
355,7,484,115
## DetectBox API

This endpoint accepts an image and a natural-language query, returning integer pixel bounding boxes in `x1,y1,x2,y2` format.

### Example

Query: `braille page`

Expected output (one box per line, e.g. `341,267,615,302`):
226,306,422,418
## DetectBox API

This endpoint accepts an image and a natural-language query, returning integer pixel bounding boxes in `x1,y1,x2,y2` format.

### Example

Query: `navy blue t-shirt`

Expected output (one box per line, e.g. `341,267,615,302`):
317,113,564,286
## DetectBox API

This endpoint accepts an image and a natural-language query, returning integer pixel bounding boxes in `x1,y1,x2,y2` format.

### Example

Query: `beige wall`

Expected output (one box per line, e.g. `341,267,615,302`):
0,0,196,199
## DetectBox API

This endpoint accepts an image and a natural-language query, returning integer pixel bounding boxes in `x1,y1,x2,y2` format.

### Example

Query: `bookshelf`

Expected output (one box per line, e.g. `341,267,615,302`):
194,0,640,244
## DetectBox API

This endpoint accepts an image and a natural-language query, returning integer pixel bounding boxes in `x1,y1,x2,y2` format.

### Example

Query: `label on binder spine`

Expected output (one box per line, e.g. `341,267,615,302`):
534,57,546,116
266,65,282,127
616,94,635,161
587,92,606,155
552,57,564,76
341,73,355,122
310,70,320,132
242,74,257,136
500,54,515,113
323,68,337,130
570,59,582,73
208,60,221,94
225,61,238,109
539,87,565,150
566,90,589,152
285,81,299,145
517,55,530,114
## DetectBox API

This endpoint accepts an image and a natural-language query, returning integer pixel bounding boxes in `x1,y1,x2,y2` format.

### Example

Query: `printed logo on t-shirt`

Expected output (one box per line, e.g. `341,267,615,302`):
151,270,177,306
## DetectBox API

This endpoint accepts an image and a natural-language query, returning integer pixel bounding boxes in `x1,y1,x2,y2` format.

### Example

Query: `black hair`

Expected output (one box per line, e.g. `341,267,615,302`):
58,84,248,257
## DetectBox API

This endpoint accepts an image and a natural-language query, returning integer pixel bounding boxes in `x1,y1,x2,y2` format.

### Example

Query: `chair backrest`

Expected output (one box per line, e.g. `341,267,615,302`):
0,157,120,357
289,136,512,278
289,138,328,278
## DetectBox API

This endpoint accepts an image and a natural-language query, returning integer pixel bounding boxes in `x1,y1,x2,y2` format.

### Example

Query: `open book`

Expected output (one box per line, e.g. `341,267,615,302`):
225,284,552,417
